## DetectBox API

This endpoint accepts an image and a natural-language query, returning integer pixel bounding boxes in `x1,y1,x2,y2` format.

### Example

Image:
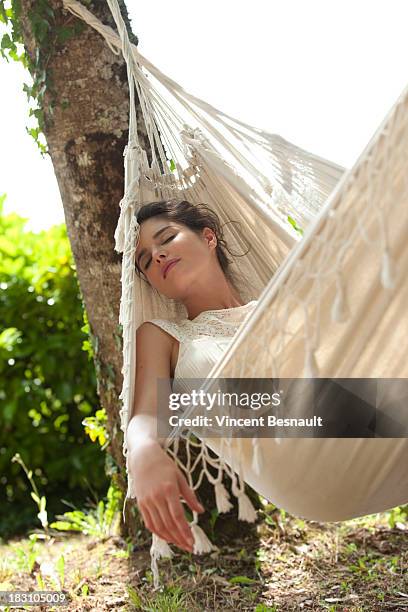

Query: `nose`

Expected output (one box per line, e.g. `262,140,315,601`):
152,244,168,263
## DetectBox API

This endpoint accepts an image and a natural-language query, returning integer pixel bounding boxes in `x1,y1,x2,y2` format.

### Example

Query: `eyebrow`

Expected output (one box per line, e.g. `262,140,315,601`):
136,225,175,268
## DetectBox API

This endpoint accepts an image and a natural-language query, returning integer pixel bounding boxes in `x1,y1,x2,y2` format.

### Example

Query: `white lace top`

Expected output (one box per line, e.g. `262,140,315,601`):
146,300,258,387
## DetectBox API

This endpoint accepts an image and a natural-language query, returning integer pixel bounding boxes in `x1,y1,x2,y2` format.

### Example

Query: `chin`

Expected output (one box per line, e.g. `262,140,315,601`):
166,281,194,302
155,282,184,301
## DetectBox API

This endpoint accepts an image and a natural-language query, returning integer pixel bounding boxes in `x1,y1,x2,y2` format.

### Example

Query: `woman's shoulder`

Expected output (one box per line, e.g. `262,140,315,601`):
139,317,191,343
136,319,177,342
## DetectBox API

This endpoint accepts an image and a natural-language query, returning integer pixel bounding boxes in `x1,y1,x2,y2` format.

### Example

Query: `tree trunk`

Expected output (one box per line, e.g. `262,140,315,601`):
18,0,145,536
18,0,261,542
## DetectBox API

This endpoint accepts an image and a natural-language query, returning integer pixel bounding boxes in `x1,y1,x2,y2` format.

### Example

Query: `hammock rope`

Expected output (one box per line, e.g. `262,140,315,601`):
63,0,408,590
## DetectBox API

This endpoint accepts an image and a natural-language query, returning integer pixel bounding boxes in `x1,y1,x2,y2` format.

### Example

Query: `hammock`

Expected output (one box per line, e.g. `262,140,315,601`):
63,0,408,587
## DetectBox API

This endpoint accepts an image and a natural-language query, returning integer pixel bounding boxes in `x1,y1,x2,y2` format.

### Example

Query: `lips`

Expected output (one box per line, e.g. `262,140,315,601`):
163,258,180,279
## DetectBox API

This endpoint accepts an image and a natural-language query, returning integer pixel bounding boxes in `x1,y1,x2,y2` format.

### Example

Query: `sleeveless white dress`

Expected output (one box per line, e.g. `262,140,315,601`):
147,300,259,388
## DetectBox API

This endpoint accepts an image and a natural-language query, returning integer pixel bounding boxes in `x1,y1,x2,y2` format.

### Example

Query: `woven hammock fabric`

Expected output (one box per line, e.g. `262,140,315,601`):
63,0,408,588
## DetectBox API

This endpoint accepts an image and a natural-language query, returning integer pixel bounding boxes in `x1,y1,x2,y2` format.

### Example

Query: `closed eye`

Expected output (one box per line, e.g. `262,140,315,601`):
144,234,176,270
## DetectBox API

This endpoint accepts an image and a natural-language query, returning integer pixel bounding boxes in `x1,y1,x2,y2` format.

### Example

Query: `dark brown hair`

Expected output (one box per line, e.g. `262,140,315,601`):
135,199,249,287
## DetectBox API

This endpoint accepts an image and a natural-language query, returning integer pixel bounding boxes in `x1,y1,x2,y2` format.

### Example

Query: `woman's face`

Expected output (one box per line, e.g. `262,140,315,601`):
134,215,218,300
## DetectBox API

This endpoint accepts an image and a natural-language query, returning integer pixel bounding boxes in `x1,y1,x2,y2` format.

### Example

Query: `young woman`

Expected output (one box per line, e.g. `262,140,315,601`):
126,199,258,554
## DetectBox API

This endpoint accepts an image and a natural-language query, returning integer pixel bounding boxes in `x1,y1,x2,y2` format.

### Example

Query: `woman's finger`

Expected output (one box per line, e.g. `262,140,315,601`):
147,502,190,551
147,505,175,542
155,496,193,552
166,494,194,552
140,504,169,541
166,493,195,549
139,505,156,534
176,469,205,514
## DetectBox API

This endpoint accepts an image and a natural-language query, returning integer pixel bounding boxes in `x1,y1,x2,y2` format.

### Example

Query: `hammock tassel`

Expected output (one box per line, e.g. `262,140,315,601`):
381,250,396,290
331,273,350,322
150,533,174,590
150,533,174,559
190,521,218,554
214,481,234,513
304,346,319,378
114,196,127,253
251,437,264,475
122,481,131,525
237,491,258,522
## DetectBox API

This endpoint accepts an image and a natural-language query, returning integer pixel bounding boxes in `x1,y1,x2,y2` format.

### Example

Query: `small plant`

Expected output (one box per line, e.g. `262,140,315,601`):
386,504,407,528
9,534,40,574
111,541,133,559
254,548,268,572
50,482,122,538
127,583,189,611
93,552,104,579
208,507,219,540
55,554,65,589
11,453,49,536
36,570,45,590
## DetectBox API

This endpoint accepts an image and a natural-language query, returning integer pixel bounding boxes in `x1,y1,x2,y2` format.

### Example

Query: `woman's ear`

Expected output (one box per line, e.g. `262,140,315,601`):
203,227,217,249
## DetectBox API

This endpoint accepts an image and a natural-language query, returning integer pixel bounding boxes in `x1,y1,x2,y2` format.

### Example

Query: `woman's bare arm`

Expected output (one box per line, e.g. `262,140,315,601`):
126,322,204,552
126,321,174,449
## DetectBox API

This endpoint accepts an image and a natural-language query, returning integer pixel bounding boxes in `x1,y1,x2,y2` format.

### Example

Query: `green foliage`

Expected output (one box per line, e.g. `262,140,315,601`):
0,0,84,155
127,583,190,612
82,408,109,449
1,0,138,156
0,0,25,64
50,482,122,538
387,503,408,528
6,533,41,574
0,194,109,537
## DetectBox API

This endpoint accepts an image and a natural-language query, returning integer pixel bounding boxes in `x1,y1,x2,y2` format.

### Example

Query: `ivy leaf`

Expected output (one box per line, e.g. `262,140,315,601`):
27,127,40,140
8,47,23,62
32,108,45,125
0,5,8,23
1,32,12,50
31,17,50,44
23,83,33,100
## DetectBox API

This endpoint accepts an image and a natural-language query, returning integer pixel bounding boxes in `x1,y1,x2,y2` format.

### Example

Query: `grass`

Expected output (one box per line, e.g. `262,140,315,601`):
0,501,406,611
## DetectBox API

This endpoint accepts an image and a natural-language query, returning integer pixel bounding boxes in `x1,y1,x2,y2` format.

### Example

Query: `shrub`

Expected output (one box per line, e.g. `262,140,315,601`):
0,194,109,538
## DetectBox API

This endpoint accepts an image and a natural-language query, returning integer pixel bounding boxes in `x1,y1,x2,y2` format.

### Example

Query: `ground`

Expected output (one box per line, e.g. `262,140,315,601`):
0,506,407,611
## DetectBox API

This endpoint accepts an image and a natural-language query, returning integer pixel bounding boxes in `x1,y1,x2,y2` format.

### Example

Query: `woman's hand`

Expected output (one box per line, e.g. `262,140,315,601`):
128,438,204,552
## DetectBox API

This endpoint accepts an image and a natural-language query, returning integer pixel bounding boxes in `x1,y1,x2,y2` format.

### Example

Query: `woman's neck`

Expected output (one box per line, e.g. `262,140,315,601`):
183,284,245,321
183,270,244,320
